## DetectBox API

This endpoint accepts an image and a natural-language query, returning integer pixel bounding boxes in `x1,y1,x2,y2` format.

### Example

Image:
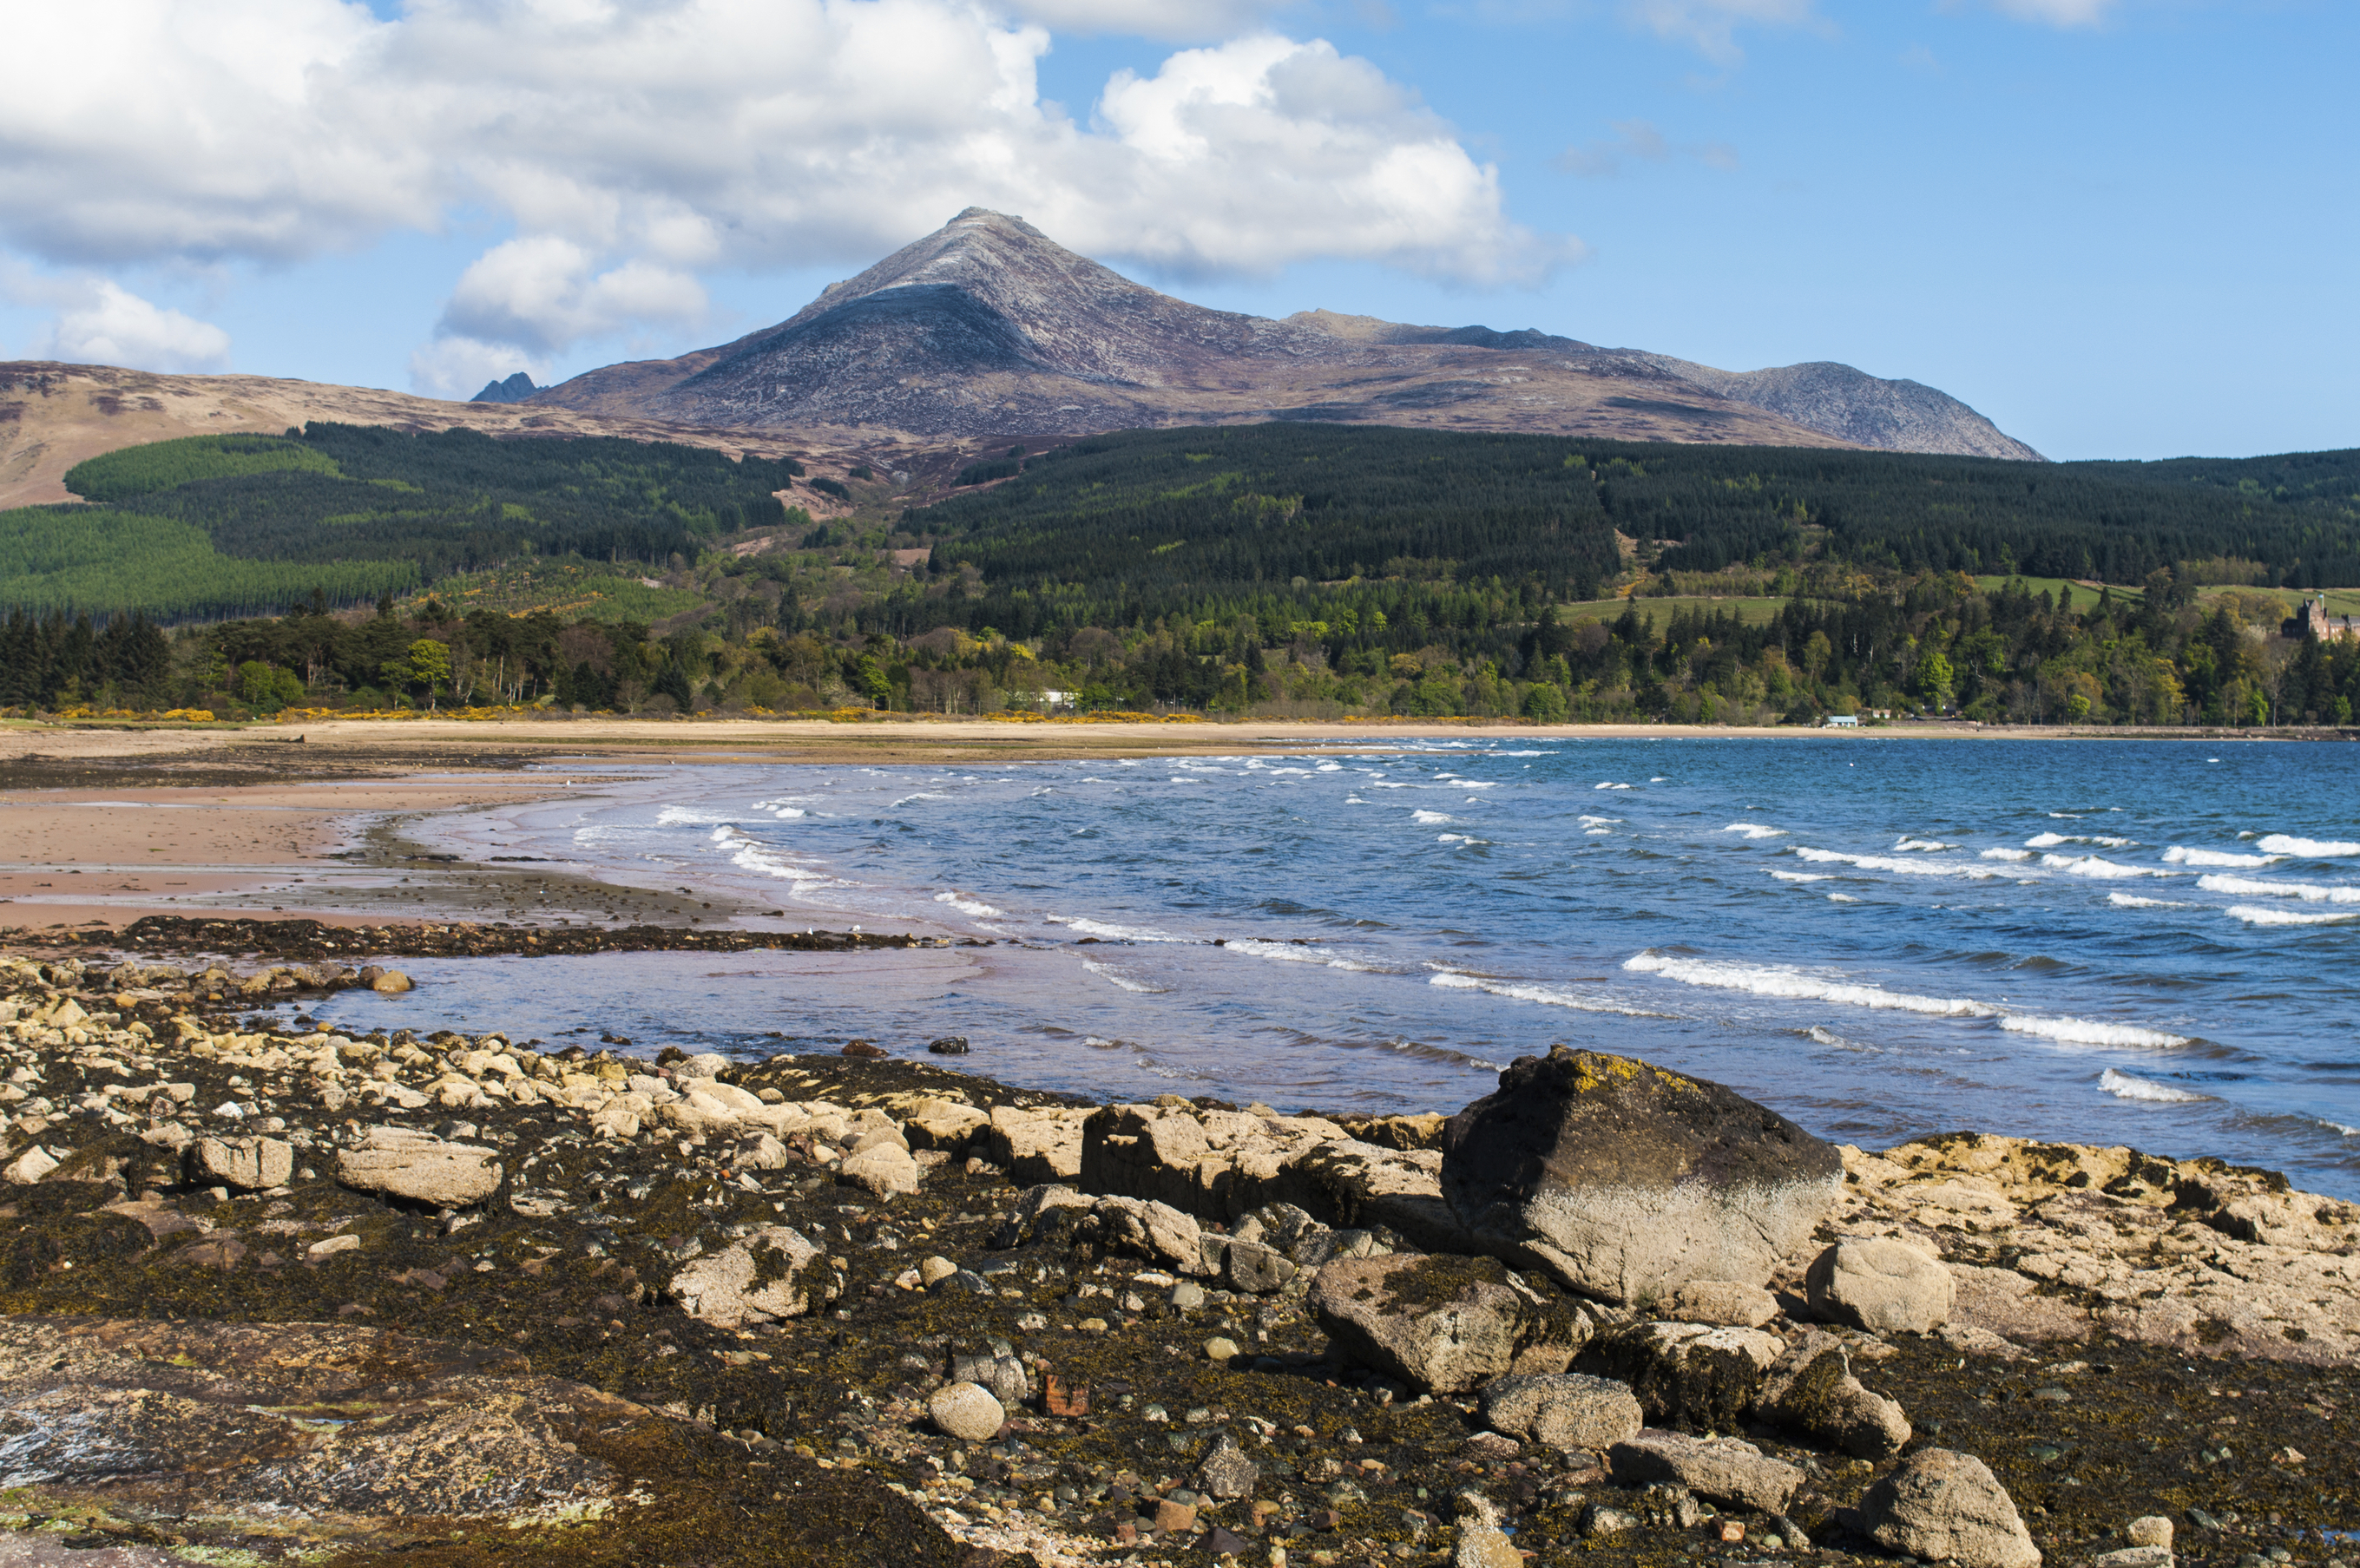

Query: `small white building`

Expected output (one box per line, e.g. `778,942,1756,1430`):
1824,714,1860,728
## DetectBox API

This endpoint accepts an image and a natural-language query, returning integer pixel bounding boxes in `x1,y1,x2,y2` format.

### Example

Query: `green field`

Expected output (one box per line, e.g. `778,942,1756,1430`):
1555,595,1794,629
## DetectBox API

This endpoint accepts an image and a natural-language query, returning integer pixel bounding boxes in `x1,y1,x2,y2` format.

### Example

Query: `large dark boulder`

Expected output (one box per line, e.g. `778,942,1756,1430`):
1441,1046,1842,1304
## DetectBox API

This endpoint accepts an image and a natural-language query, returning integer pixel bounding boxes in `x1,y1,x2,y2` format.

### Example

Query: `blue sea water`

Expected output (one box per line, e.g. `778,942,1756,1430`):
309,737,2360,1198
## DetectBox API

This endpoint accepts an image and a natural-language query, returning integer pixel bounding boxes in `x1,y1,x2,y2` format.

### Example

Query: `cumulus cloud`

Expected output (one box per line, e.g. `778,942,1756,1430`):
1555,119,1737,178
2,273,231,371
0,0,1562,388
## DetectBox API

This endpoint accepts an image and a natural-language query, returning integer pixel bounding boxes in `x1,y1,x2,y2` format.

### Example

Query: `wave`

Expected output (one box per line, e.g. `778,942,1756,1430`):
2226,904,2360,927
1999,1015,2191,1048
1430,971,1673,1017
1980,847,2034,862
1412,810,1452,824
2197,874,2360,903
1794,847,2000,879
889,792,952,808
1828,893,1863,902
1892,838,1955,852
1081,960,1162,994
2164,845,2276,868
2099,1067,2208,1103
658,806,737,825
1580,816,1622,827
1805,1025,1877,1053
713,828,833,889
1723,823,1786,839
1049,915,1176,941
1595,782,1634,791
1226,938,1381,973
1622,952,1995,1016
2040,854,2162,879
2257,834,2360,859
2108,893,2190,909
934,891,1005,918
1437,833,1489,845
1769,869,1831,882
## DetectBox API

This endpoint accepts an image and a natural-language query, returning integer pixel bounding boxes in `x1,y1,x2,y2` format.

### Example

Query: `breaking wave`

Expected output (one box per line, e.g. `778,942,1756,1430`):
2000,1015,2191,1049
2257,835,2360,858
2099,1067,2208,1103
1622,952,1995,1016
1430,971,1674,1017
2164,846,2276,868
2198,874,2360,903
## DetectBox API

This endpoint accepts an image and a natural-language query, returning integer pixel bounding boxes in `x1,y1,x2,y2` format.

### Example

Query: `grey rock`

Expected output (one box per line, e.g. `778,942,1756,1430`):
1309,1254,1597,1394
2127,1517,2175,1550
667,1226,832,1328
1755,1329,1910,1459
1091,1195,1207,1275
1859,1447,2041,1568
1195,1434,1259,1500
928,1381,1005,1442
1575,1321,1785,1432
1668,1279,1779,1328
1454,1522,1522,1568
1583,1505,1640,1537
1441,1046,1844,1303
185,1135,293,1192
1209,1235,1297,1295
839,1139,920,1197
335,1126,501,1207
2097,1551,2173,1568
1607,1431,1804,1515
1808,1237,1955,1333
951,1349,1030,1409
1477,1373,1644,1452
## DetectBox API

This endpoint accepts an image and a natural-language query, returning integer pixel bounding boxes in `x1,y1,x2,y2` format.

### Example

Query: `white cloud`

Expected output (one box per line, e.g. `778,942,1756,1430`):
407,336,547,402
1622,0,1822,62
5,275,232,371
1979,0,2115,25
0,0,1561,384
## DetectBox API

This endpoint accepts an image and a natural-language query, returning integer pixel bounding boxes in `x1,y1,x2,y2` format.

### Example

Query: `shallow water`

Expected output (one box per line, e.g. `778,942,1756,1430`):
305,736,2360,1197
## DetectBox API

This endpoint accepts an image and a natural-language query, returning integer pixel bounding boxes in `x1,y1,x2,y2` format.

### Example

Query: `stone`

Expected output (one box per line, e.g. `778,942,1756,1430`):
839,1139,921,1197
1755,1330,1910,1459
1172,1281,1206,1309
1583,1505,1639,1537
1669,1280,1780,1328
951,1349,1030,1407
2127,1517,2175,1550
1043,1374,1088,1416
987,1105,1088,1184
679,1053,731,1078
842,1040,887,1059
3,1145,57,1184
1455,1523,1522,1568
1440,1046,1843,1303
1214,1236,1298,1295
306,1233,361,1260
1309,1254,1595,1394
2097,1551,2173,1568
1575,1321,1785,1432
186,1135,295,1193
1808,1237,1955,1333
1607,1432,1804,1515
1196,1434,1259,1499
1204,1336,1241,1363
927,1035,970,1054
928,1381,1005,1441
1859,1447,2041,1568
737,1132,789,1170
335,1126,503,1206
1092,1195,1208,1275
371,971,414,995
1152,1498,1198,1533
919,1255,959,1287
667,1226,832,1328
1205,1525,1250,1557
1477,1373,1644,1452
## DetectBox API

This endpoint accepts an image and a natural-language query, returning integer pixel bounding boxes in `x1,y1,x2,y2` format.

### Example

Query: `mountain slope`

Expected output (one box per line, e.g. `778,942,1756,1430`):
532,207,2040,459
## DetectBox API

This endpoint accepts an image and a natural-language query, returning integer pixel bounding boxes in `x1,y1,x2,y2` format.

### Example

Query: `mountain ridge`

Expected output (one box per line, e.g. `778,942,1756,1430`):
530,207,2042,461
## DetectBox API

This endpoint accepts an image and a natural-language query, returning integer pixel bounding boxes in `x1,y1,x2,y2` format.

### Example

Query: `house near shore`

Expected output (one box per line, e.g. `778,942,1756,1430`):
2283,595,2359,642
1824,714,1860,728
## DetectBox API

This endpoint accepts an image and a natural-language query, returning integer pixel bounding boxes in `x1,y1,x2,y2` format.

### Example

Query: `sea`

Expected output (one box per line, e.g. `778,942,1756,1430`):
305,736,2360,1199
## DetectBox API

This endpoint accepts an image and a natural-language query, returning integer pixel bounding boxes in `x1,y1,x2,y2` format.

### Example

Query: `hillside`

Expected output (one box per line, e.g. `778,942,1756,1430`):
529,209,2037,459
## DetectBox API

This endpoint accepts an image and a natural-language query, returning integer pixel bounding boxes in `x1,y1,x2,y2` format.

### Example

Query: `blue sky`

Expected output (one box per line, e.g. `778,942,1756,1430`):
2,0,2350,462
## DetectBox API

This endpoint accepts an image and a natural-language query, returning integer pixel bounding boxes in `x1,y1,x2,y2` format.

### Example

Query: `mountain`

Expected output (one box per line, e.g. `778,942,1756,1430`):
471,371,540,404
532,207,2041,460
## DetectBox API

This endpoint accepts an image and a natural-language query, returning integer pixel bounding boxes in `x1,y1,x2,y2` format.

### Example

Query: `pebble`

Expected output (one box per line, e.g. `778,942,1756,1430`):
1205,1336,1241,1362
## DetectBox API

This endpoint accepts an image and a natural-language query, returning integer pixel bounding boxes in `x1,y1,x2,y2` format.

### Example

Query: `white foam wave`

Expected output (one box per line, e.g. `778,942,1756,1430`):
1081,960,1160,994
2108,893,2189,909
1794,847,2000,879
1226,939,1380,972
1980,848,2033,862
2000,1015,2190,1048
1724,823,1786,839
1806,1025,1877,1052
1892,838,1955,852
2198,874,2360,903
714,828,833,888
2092,836,2135,848
1412,810,1452,824
1456,781,1500,790
771,807,807,818
2258,834,2360,859
1579,816,1622,827
2163,846,2274,867
2099,1067,2207,1103
889,792,952,808
1622,952,1995,1016
2025,831,2070,849
2041,854,2162,879
1430,971,1673,1017
659,806,735,825
1828,894,1862,902
1769,870,1831,882
1651,776,1670,783
1595,782,1633,791
1049,915,1175,941
2226,904,2360,927
1437,833,1489,845
934,891,1005,918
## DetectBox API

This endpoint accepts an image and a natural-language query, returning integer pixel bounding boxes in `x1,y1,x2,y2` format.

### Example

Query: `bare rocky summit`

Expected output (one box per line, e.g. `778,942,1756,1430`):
531,207,2041,459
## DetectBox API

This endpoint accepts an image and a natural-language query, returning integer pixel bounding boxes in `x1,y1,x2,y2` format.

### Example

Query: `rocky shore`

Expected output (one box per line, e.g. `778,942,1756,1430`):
1,915,973,962
0,948,2356,1568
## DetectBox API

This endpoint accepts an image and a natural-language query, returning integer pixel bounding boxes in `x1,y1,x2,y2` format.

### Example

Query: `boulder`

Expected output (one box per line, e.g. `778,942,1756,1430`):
986,1105,1088,1184
1575,1322,1785,1432
950,1348,1030,1408
1859,1447,2041,1568
839,1140,921,1197
1477,1373,1644,1451
1440,1046,1842,1303
1755,1329,1910,1458
1282,1137,1469,1252
1668,1280,1779,1328
370,971,414,995
1309,1254,1598,1394
1808,1237,1955,1333
186,1135,295,1193
1090,1196,1208,1276
1196,1434,1259,1500
1204,1234,1297,1294
667,1225,832,1328
1607,1432,1804,1515
3,1146,58,1184
929,1381,1005,1442
335,1126,502,1206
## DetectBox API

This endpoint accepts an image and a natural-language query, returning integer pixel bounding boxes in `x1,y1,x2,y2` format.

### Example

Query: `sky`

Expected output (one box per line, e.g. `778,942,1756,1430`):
0,0,2351,463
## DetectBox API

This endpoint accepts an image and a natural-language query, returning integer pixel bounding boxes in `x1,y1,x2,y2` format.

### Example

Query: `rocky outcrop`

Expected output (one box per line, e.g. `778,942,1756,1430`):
1442,1047,1844,1304
335,1125,503,1206
668,1225,837,1328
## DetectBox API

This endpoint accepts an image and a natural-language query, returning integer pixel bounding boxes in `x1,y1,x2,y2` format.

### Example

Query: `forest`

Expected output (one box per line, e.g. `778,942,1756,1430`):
3,420,2356,727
